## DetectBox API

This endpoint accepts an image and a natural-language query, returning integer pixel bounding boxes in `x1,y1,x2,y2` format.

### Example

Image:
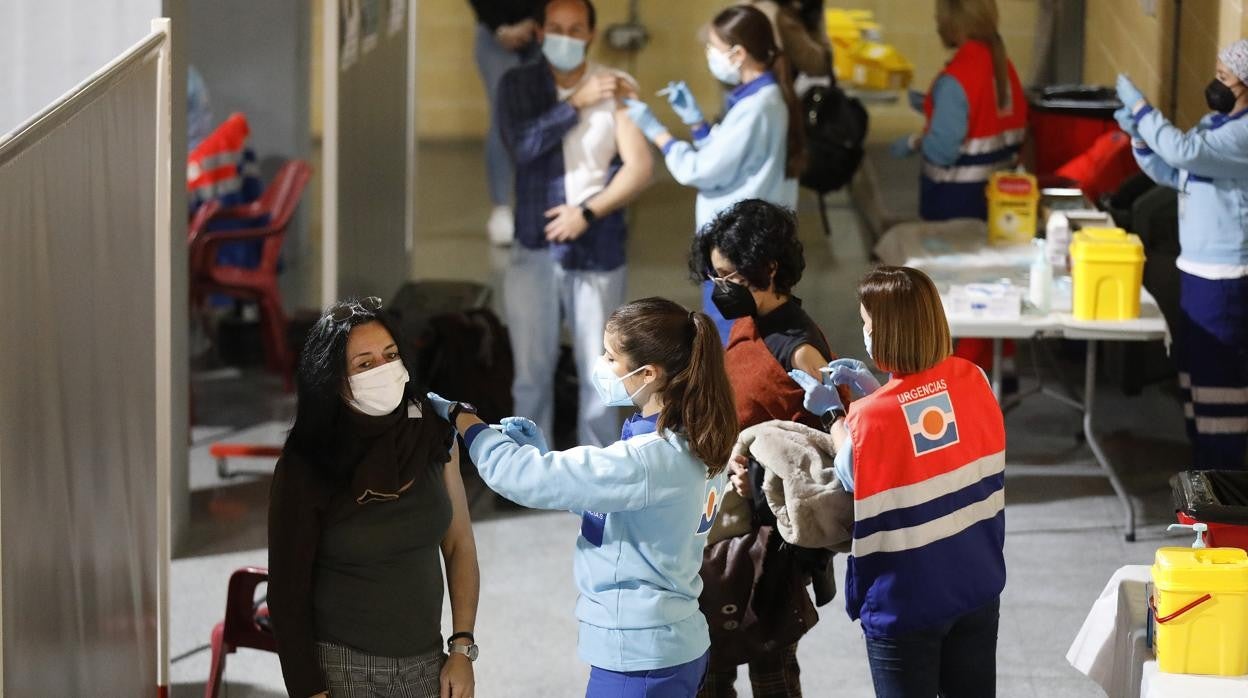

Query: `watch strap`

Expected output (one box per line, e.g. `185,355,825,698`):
580,203,597,224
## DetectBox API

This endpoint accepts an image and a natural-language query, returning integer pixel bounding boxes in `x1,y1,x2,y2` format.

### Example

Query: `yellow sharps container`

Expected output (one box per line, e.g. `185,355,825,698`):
1151,547,1248,676
1070,227,1145,320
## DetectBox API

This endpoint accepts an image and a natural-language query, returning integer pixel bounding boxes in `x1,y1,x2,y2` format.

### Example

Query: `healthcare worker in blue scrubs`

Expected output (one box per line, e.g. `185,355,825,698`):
623,4,804,344
1117,39,1248,470
429,297,738,696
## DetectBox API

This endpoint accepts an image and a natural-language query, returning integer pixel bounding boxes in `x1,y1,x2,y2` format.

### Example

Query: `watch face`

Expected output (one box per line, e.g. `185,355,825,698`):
467,644,480,661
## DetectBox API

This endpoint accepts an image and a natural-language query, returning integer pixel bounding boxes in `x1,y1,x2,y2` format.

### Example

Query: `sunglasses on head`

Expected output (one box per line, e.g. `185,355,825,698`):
328,296,383,323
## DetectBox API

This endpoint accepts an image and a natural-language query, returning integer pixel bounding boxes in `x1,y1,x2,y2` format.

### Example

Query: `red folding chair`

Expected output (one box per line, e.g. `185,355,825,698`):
189,160,311,392
204,567,277,698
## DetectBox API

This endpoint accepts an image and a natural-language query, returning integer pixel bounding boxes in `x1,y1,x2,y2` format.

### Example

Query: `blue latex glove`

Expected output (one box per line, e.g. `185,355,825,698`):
1113,106,1140,139
907,88,925,113
500,416,550,454
624,98,667,143
426,392,455,421
889,134,915,159
789,369,844,417
824,358,882,397
663,81,705,125
1116,74,1145,112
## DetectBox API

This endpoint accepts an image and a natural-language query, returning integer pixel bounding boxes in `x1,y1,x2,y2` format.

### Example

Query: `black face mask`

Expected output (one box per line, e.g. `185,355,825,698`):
710,281,758,320
1206,79,1239,114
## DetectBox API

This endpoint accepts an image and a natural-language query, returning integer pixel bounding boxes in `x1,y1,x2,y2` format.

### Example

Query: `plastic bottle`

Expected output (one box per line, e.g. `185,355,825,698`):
1045,212,1071,268
1167,522,1209,548
1029,238,1052,313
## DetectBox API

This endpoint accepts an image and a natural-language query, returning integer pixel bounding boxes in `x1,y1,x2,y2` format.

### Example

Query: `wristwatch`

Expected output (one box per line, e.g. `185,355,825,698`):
580,203,597,225
448,401,479,426
821,405,847,430
447,632,479,661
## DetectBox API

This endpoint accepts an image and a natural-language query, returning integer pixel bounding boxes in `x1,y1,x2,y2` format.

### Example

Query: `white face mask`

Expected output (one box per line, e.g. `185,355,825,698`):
863,328,873,359
347,360,409,416
590,356,648,407
706,45,742,85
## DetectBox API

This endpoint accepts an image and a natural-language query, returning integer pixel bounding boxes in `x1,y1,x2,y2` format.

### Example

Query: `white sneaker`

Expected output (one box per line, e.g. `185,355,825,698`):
487,205,514,246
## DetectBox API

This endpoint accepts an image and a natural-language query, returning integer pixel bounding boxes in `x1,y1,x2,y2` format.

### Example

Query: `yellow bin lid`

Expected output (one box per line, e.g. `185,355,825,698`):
1153,547,1248,593
1070,227,1144,263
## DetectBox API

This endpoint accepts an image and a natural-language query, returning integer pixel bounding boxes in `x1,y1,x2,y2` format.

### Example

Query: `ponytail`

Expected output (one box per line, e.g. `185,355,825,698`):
606,299,738,477
771,50,808,178
660,312,738,476
987,32,1012,112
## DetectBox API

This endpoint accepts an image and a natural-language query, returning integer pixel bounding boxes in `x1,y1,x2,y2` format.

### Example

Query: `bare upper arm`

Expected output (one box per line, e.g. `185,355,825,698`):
440,446,476,558
614,104,654,175
792,343,829,379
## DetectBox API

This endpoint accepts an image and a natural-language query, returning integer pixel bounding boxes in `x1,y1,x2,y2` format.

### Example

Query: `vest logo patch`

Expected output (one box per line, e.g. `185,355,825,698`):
901,390,960,456
581,511,606,547
696,481,721,536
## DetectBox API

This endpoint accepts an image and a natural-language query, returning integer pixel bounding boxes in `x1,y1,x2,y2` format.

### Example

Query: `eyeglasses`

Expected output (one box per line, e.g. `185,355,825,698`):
707,272,748,290
328,296,383,323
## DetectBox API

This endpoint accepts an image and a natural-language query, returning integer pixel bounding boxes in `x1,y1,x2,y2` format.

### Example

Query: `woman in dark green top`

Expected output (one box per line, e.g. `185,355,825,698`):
268,297,480,698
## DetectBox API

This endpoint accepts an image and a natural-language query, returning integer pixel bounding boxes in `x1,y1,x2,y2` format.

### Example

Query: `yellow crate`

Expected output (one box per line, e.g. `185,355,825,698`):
850,42,913,90
1070,227,1145,321
1152,547,1248,676
985,172,1038,245
825,8,866,82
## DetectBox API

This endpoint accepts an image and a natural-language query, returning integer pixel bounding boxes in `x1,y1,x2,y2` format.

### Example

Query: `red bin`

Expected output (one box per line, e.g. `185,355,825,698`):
1027,85,1122,179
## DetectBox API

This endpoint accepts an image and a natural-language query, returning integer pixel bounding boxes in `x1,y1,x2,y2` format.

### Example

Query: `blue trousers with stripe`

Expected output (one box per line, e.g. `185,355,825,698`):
1176,271,1248,470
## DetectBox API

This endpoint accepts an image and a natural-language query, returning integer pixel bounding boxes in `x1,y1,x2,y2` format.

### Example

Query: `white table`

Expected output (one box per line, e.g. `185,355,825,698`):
875,220,1169,541
1067,565,1248,697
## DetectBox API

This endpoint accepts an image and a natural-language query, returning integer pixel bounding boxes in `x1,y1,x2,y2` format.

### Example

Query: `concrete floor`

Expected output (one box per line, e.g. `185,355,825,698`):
173,122,1191,696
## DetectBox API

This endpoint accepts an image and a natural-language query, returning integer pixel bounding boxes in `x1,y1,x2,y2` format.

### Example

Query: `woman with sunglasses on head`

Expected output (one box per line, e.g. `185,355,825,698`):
429,297,737,697
268,297,480,698
623,4,804,343
688,199,850,698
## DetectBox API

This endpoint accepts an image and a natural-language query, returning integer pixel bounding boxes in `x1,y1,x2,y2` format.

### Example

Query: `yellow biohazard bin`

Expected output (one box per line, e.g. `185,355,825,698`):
1070,227,1145,321
985,172,1039,245
1151,546,1248,676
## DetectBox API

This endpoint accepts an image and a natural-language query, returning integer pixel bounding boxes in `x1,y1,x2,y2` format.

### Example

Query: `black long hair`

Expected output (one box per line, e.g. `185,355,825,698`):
283,299,418,478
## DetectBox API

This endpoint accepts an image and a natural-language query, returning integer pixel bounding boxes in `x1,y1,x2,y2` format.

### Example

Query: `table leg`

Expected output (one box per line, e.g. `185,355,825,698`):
1083,339,1137,542
991,337,1004,400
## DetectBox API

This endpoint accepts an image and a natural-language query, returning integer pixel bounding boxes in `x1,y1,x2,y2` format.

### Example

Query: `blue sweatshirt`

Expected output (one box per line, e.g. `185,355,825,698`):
463,415,726,671
660,72,799,231
1132,105,1248,275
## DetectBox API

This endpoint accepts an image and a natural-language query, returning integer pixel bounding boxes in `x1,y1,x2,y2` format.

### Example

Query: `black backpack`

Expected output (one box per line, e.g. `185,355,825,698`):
799,83,869,194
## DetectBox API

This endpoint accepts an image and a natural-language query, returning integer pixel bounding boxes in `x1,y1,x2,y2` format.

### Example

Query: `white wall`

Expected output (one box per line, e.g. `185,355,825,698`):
0,1,161,135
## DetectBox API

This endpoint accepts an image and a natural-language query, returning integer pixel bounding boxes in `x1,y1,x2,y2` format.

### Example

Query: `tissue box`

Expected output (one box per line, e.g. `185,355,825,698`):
946,283,1022,320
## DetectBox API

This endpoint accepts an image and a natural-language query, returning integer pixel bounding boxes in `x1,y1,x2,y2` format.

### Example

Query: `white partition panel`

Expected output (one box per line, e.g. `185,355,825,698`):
0,22,172,695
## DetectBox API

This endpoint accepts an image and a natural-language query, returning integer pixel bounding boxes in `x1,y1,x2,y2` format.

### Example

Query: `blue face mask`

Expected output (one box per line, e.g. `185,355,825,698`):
542,33,587,73
590,356,647,407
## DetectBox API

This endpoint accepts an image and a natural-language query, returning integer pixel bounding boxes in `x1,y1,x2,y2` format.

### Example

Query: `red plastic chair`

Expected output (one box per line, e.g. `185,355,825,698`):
189,160,311,391
204,567,278,698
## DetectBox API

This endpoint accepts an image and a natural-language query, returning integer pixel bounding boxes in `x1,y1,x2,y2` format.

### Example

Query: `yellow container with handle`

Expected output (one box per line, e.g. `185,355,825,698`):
1151,547,1248,676
985,172,1039,245
1070,227,1145,320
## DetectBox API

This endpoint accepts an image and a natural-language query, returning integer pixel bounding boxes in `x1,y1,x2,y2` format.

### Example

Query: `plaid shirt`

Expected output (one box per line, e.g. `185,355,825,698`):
497,60,627,272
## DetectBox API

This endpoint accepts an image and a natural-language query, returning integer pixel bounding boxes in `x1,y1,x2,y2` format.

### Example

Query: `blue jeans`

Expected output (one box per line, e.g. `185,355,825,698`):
863,598,999,698
474,24,534,206
586,652,709,698
504,245,627,447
